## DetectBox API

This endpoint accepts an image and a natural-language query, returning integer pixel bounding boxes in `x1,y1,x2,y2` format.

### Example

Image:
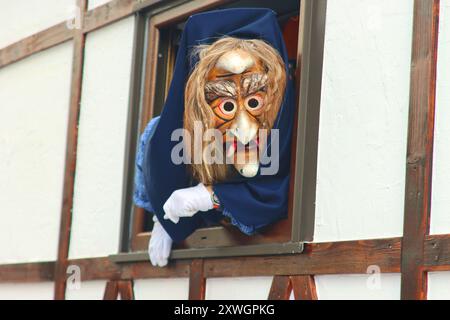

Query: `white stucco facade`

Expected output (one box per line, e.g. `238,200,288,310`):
0,41,73,264
68,17,135,259
314,0,413,243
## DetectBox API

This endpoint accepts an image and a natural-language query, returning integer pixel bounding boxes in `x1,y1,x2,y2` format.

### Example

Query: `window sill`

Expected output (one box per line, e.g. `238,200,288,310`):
109,241,304,264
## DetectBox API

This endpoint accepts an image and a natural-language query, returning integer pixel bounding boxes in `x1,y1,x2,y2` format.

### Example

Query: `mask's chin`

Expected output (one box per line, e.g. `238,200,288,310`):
223,128,261,178
229,140,260,178
235,162,259,178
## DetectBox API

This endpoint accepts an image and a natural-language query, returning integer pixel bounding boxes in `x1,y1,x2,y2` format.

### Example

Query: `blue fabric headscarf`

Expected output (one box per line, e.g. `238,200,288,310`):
140,8,295,243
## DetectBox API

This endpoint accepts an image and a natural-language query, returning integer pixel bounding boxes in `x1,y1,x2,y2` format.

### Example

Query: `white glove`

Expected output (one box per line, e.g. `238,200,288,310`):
148,215,173,267
163,183,213,224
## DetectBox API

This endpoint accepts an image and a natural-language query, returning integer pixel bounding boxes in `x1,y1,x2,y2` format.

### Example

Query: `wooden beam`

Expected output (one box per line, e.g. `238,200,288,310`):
401,0,440,300
0,237,407,284
83,0,163,33
0,262,55,283
120,260,191,280
0,22,73,68
204,238,402,277
68,257,122,281
118,280,135,300
189,259,206,300
1,234,450,284
268,276,292,300
103,281,120,300
3,234,450,284
0,0,165,69
424,235,450,272
290,275,317,300
54,0,88,300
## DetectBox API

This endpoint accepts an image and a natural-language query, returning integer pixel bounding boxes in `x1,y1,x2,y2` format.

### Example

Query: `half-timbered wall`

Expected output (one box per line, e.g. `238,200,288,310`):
62,16,136,300
0,0,449,300
313,0,413,300
0,42,73,265
69,16,135,260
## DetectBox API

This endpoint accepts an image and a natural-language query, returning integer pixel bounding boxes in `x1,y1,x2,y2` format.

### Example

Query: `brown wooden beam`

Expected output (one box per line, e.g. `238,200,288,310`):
424,235,450,271
0,22,73,68
0,0,165,69
54,0,88,300
103,281,120,300
120,260,191,280
4,235,450,284
189,259,206,300
268,275,318,300
83,0,163,33
122,239,401,279
0,262,55,283
69,257,122,281
118,280,135,300
204,238,402,277
0,237,407,283
401,0,440,300
268,276,292,300
290,275,317,300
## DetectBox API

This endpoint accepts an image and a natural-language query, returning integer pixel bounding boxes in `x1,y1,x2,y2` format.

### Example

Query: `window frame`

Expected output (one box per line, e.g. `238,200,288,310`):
112,0,327,263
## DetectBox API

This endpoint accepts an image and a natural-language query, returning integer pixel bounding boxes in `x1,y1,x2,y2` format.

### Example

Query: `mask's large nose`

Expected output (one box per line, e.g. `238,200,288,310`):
229,110,259,145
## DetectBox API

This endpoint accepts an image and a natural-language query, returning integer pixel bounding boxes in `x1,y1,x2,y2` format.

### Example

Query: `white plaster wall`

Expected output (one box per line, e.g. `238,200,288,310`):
69,17,135,259
88,0,112,10
428,272,450,300
314,0,413,242
0,0,76,49
430,0,450,235
65,280,107,300
0,282,54,300
315,274,401,300
0,42,73,264
134,279,189,300
206,277,272,300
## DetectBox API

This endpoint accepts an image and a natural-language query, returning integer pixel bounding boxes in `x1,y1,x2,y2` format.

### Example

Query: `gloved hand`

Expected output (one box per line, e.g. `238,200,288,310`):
148,215,173,267
163,183,213,224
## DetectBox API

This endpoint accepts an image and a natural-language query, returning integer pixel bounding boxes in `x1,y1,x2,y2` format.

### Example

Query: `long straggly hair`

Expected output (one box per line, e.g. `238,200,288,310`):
184,37,287,185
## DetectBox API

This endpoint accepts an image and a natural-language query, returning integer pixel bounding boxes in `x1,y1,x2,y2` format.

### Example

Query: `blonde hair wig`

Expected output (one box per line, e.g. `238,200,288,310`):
184,37,287,185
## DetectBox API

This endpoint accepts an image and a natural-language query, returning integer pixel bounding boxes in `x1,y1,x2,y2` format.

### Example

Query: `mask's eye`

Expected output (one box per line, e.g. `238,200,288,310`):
218,99,237,115
245,95,264,111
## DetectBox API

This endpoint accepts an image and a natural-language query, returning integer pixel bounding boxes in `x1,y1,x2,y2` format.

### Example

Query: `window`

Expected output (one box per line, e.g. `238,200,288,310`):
112,0,327,262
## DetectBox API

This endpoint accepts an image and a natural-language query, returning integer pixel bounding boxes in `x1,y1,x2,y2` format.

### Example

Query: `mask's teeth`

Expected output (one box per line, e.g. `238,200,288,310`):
226,142,236,158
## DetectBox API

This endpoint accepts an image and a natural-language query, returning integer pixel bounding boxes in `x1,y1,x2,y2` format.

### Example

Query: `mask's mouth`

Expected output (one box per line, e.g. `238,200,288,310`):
226,136,259,158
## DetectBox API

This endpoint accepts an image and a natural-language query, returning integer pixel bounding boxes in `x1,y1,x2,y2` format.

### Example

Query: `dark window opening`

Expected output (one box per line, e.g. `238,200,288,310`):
141,0,300,236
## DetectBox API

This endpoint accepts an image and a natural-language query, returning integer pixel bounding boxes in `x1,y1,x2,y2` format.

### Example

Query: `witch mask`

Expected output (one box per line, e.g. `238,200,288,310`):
184,37,287,184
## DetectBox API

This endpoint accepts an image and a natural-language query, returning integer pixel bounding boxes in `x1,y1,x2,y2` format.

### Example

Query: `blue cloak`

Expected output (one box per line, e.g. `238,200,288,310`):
137,8,295,243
